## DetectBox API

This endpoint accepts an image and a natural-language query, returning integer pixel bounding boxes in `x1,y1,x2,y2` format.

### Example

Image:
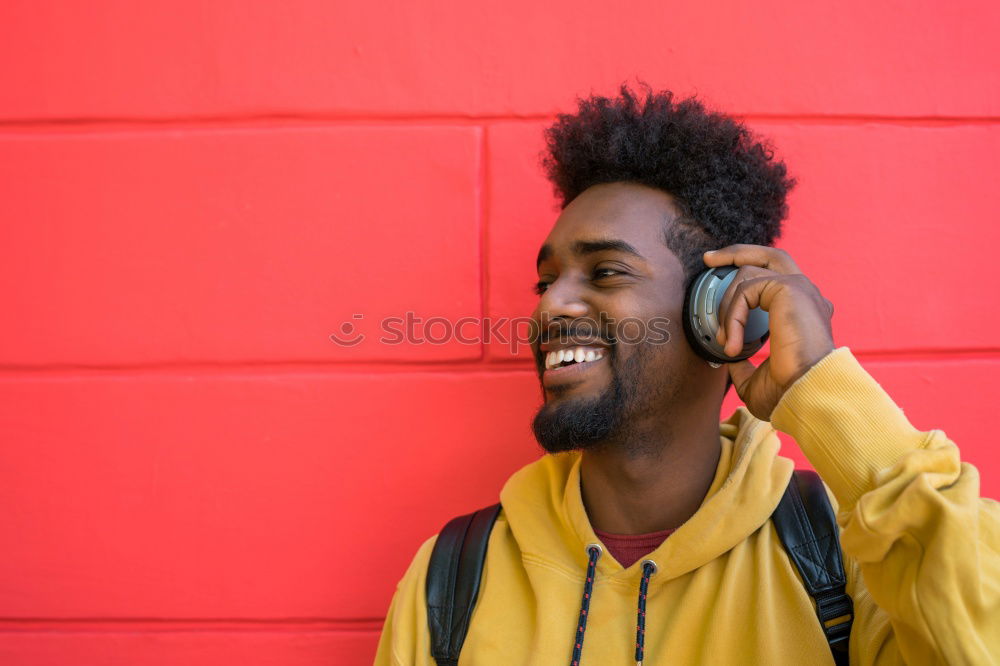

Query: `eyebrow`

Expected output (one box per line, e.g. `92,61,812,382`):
536,238,645,269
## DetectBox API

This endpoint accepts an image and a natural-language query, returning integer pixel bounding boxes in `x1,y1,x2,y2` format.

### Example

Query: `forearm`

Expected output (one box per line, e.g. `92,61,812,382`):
770,347,1000,664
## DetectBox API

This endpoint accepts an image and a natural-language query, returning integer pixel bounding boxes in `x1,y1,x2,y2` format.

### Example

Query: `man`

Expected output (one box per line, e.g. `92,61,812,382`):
375,84,999,664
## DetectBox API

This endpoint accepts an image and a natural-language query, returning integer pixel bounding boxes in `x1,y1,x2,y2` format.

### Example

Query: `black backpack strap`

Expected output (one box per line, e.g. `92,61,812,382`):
425,503,502,666
772,470,854,666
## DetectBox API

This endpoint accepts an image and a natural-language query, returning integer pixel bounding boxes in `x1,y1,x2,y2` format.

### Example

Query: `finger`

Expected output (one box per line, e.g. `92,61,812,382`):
722,276,779,357
716,266,772,353
718,266,779,344
703,244,801,275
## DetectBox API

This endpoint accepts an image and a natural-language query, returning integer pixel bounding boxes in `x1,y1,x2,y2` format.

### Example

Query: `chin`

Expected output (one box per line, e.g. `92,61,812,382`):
532,386,622,454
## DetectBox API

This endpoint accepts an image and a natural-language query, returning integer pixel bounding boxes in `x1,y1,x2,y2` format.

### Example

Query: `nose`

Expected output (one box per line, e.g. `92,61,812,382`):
534,276,590,323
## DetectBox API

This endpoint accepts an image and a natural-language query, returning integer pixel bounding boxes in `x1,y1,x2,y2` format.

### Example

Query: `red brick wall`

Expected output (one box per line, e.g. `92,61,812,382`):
1,1,997,663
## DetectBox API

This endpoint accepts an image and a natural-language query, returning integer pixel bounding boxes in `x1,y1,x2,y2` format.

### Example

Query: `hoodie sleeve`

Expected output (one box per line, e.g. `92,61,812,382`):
769,346,1000,665
374,536,437,666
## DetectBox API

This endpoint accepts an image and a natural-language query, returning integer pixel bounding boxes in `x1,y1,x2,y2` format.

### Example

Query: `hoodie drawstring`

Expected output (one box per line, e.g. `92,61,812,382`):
570,544,602,666
635,559,658,666
570,546,659,666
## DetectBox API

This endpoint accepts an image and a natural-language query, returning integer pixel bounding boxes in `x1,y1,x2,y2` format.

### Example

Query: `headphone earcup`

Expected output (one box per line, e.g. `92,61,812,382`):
683,267,769,363
681,281,720,363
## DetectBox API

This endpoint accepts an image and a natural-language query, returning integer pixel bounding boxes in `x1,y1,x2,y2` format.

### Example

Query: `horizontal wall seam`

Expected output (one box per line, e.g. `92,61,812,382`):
0,113,998,135
0,618,385,633
0,348,997,379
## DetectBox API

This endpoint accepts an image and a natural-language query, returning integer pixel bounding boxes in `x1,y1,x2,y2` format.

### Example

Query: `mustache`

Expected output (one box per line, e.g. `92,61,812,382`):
537,325,617,346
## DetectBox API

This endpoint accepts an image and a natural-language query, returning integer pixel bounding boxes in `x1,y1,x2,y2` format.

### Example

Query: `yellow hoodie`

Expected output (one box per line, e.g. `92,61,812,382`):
375,348,1000,665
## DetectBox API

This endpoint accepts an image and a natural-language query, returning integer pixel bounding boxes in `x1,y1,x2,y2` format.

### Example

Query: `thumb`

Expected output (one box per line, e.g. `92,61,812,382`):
726,357,757,396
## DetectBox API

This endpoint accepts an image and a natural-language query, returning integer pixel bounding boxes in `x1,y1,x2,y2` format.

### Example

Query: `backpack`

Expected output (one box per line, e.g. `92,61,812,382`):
425,469,854,666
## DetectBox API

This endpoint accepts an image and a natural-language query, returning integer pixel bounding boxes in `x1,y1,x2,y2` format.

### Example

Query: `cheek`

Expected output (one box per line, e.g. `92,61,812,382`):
614,332,683,376
601,289,680,325
604,304,678,349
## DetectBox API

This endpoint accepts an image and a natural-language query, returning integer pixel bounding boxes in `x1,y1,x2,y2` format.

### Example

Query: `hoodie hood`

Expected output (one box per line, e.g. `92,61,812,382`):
499,406,795,588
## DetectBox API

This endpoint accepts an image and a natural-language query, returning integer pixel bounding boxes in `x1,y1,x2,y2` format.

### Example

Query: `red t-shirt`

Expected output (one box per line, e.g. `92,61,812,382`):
593,526,676,568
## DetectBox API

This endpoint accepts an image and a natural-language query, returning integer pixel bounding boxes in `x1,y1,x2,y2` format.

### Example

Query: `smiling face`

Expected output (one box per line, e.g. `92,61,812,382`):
530,181,716,454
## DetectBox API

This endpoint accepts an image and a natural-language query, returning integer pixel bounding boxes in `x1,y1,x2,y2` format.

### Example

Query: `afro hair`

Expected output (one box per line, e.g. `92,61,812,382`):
541,82,796,292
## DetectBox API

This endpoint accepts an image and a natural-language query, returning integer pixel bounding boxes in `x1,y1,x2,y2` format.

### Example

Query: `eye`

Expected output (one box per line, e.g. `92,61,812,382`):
593,267,622,280
534,280,551,295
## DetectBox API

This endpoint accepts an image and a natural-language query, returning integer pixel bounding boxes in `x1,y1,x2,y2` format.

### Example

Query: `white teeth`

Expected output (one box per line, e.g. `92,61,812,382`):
544,346,607,370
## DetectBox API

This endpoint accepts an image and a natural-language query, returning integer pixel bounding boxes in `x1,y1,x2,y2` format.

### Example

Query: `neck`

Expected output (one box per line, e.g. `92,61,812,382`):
579,406,723,535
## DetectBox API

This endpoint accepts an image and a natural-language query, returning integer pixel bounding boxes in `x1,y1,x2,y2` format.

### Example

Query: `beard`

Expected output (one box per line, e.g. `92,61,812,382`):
531,343,646,454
